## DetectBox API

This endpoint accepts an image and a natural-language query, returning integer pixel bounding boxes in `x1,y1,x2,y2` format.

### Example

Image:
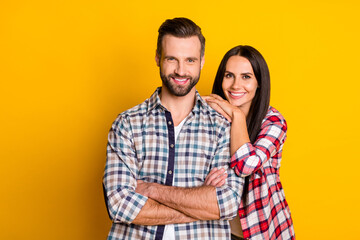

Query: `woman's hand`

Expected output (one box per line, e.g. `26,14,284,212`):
203,168,227,187
202,94,244,122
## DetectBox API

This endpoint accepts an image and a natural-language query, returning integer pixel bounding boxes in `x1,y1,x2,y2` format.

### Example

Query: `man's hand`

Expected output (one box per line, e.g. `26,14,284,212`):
135,180,157,197
203,168,227,187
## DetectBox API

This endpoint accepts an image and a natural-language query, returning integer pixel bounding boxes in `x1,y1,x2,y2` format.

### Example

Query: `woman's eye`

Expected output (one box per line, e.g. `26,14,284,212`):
243,75,250,79
225,73,232,78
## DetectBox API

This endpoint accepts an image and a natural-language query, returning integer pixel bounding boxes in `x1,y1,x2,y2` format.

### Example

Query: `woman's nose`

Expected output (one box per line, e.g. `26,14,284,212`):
231,77,242,89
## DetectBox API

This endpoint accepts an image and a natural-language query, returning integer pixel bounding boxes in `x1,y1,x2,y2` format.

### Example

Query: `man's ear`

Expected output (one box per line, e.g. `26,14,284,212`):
155,52,160,67
200,56,205,70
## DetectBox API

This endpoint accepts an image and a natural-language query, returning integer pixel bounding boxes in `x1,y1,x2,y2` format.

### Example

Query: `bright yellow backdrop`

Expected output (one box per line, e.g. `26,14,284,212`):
1,0,359,239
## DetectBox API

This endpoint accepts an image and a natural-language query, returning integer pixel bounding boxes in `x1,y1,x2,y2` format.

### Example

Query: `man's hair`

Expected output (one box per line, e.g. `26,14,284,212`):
156,17,205,58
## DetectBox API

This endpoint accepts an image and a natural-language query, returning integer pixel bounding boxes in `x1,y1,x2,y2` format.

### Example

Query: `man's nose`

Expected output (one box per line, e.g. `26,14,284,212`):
175,62,185,76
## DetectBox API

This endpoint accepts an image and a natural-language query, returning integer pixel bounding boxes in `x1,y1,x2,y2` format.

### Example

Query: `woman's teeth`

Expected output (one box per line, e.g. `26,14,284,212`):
230,92,245,97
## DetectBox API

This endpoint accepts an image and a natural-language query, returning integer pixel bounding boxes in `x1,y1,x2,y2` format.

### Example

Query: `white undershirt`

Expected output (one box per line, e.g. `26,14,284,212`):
162,118,186,240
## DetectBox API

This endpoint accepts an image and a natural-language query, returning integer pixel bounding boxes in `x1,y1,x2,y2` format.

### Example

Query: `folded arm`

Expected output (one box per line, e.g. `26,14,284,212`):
136,182,220,220
137,121,243,221
103,115,197,225
133,198,197,225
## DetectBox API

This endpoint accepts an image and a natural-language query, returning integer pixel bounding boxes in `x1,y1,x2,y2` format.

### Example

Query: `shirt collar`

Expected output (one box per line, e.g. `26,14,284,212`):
147,87,207,113
147,87,164,112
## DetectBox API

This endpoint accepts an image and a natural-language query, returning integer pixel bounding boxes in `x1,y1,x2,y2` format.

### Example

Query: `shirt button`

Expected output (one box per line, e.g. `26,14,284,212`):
168,121,172,125
170,144,174,148
168,170,172,174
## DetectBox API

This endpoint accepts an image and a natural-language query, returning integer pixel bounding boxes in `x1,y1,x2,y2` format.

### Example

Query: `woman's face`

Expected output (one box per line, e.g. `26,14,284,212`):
222,56,258,113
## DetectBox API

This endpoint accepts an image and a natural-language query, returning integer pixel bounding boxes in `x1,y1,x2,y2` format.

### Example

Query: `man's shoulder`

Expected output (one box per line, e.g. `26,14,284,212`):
118,88,159,120
119,100,149,118
201,101,230,122
111,99,150,128
197,101,231,134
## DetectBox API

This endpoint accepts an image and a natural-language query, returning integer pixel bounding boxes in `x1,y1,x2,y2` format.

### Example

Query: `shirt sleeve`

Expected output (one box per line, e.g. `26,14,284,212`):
212,123,244,220
230,114,287,177
102,114,148,224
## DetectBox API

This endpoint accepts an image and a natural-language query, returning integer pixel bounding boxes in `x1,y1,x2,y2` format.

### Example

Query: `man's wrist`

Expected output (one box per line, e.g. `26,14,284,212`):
148,182,161,199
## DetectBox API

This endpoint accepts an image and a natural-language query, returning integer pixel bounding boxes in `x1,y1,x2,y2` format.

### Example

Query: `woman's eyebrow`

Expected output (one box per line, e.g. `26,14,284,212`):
241,72,254,75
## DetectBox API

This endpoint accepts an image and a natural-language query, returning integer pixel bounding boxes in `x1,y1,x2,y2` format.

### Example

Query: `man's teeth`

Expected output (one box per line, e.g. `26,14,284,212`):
230,92,245,96
174,78,187,82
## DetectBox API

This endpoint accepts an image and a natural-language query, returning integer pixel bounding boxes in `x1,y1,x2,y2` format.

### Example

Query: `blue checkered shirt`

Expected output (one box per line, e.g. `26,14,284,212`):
103,88,243,239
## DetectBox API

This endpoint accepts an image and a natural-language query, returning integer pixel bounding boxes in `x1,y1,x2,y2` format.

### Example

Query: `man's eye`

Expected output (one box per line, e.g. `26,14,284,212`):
188,59,194,63
168,58,175,61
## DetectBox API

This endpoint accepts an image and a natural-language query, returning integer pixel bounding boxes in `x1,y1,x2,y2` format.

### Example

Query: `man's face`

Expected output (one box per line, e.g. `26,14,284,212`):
156,35,204,97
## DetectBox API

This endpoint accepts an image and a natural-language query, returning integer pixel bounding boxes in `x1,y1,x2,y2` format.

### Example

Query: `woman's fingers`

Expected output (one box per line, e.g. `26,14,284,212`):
202,95,235,121
206,101,232,122
207,97,237,118
201,95,212,101
209,94,224,101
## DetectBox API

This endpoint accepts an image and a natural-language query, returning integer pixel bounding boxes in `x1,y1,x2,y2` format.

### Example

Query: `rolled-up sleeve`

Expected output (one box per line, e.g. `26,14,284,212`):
230,114,287,177
212,124,243,220
103,115,148,224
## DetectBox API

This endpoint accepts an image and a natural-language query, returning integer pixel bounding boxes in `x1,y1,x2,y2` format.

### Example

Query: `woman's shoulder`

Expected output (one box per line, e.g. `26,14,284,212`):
262,106,287,127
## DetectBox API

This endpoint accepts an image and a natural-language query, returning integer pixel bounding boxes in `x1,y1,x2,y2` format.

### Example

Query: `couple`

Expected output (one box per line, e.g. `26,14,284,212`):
103,17,295,240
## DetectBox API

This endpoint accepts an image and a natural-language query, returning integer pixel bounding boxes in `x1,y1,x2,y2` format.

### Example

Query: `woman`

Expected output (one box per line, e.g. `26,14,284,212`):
203,45,295,240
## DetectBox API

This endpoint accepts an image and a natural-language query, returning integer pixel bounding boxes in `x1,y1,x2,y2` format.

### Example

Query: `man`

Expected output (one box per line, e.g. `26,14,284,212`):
103,17,243,239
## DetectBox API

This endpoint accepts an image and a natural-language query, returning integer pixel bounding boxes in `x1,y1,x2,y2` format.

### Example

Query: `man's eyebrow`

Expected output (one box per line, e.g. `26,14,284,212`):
164,55,176,59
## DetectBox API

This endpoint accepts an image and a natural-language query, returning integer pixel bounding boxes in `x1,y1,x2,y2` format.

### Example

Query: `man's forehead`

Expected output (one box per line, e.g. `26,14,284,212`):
161,35,201,55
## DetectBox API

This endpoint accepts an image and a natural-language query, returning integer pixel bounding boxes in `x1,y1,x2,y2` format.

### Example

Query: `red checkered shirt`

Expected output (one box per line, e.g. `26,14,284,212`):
230,106,295,240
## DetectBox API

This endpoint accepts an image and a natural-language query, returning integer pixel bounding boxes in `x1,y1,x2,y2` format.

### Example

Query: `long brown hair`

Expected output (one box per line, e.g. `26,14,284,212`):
212,45,270,143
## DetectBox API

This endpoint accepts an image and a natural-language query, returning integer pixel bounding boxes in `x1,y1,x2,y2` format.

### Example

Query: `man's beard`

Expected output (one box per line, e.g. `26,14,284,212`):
160,69,200,97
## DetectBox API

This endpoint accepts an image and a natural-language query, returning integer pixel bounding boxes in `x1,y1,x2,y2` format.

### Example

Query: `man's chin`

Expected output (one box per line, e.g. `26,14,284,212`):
162,82,189,96
161,74,199,97
169,88,191,97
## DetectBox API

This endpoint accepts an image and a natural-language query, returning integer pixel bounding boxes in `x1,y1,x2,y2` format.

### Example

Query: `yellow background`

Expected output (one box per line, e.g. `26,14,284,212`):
1,0,359,239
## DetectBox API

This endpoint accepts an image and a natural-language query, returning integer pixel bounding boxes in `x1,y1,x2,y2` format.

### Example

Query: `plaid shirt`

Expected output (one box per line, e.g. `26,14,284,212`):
103,88,243,240
230,107,295,240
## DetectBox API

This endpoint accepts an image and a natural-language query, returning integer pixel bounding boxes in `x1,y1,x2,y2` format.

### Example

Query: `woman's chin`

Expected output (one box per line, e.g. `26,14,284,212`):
228,100,243,108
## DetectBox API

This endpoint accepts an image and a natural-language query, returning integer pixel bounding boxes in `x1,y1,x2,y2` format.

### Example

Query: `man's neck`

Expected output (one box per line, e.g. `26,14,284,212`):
160,86,196,126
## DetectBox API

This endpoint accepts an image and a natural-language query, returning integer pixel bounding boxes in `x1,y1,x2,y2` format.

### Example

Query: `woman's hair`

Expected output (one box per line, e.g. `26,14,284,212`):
212,45,270,143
